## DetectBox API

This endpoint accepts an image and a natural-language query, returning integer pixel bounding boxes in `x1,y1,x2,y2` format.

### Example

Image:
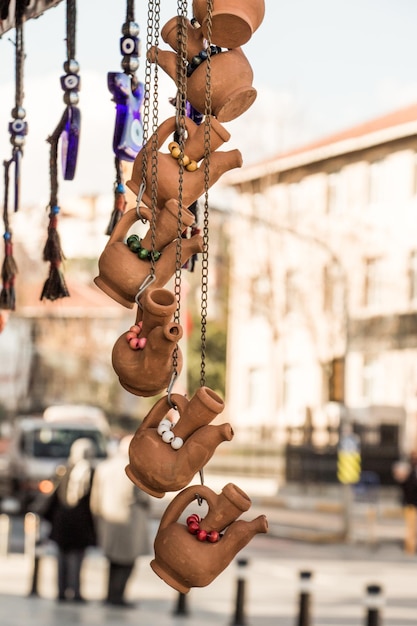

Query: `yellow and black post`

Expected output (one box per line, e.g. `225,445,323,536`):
338,429,361,542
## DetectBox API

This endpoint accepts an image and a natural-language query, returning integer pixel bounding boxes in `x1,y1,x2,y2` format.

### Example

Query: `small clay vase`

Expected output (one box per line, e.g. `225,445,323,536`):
126,115,242,205
149,17,256,122
150,483,268,592
192,0,265,48
112,321,183,397
94,203,203,308
126,387,233,497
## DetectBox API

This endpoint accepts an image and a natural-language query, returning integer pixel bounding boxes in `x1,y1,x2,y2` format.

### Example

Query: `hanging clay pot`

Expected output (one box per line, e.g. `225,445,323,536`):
125,387,233,497
126,115,242,206
94,201,202,308
150,483,268,592
192,0,265,48
148,17,256,122
112,322,183,397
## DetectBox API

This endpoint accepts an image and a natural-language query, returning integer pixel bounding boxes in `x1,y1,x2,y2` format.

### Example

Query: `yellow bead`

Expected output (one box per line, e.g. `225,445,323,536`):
171,146,181,159
186,160,198,172
168,141,179,152
180,154,191,167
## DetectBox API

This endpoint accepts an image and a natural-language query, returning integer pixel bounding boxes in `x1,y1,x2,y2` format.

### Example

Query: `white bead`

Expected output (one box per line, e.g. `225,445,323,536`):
157,419,172,435
162,430,175,443
171,436,184,450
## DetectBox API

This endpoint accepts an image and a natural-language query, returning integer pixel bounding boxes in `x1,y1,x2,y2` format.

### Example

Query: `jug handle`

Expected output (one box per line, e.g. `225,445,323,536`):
107,207,140,245
158,484,218,531
138,393,189,432
153,116,199,152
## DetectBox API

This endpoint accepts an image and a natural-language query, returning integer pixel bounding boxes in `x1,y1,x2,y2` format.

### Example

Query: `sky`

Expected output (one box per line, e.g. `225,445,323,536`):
1,0,417,209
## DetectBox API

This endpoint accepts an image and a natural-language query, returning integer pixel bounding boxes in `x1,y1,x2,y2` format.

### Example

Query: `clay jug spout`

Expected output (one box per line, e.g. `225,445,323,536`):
218,515,269,554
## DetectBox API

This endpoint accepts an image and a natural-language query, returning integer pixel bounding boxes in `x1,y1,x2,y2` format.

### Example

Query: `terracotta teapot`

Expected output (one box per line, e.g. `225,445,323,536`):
192,0,265,49
147,17,256,122
150,483,268,592
112,322,183,397
126,115,242,206
94,201,203,308
126,387,233,497
160,16,257,121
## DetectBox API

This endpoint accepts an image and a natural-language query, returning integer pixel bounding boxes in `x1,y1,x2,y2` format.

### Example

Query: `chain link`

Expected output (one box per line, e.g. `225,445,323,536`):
200,0,213,388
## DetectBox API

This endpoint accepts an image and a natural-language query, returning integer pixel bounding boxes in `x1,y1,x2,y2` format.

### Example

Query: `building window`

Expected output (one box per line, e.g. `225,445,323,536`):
368,159,385,205
327,170,346,214
362,355,383,404
285,269,298,314
409,250,417,301
364,257,383,308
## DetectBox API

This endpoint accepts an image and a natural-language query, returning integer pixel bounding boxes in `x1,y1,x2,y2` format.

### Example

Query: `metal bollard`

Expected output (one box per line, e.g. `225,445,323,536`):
231,557,249,626
364,584,384,626
24,512,41,596
0,514,10,557
297,571,313,626
173,591,189,616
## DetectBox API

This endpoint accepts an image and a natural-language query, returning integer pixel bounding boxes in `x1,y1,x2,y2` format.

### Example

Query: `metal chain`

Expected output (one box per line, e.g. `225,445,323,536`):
139,0,160,281
169,0,188,381
200,0,213,388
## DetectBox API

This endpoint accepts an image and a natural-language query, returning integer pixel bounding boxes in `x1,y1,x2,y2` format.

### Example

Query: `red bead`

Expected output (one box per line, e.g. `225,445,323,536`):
197,529,207,542
130,324,142,334
187,521,200,535
187,514,200,526
129,337,141,350
206,530,220,543
137,337,147,349
126,330,138,342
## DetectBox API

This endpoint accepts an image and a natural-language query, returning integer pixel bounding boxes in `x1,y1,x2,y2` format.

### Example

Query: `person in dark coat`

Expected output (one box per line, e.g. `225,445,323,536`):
46,438,97,601
393,451,417,554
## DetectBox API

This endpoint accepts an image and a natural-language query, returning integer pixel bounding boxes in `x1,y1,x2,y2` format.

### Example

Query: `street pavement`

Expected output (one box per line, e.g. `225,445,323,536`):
0,476,416,625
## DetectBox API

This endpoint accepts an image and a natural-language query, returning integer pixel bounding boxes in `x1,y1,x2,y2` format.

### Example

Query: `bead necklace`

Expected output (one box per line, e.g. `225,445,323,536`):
186,45,222,77
126,233,162,261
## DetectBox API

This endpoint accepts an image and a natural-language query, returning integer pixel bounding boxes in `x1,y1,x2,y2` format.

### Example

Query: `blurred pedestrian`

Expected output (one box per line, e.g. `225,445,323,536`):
90,435,150,607
393,451,417,554
44,438,97,601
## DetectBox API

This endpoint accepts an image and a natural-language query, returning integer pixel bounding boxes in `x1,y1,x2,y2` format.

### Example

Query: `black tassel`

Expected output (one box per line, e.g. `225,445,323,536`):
0,231,18,310
40,206,70,301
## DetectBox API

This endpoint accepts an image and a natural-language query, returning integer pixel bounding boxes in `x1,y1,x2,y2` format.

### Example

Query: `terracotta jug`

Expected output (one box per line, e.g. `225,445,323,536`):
150,483,268,592
112,321,183,397
126,387,233,497
94,202,203,308
192,0,265,48
126,115,242,206
148,17,256,122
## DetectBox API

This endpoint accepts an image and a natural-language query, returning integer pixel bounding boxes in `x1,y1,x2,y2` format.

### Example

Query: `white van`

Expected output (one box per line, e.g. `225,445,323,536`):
0,405,110,513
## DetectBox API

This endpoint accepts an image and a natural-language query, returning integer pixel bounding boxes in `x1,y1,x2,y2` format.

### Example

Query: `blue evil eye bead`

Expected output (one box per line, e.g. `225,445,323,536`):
8,118,28,136
51,205,60,215
120,35,139,57
116,183,125,193
122,21,140,38
3,231,11,241
60,73,81,92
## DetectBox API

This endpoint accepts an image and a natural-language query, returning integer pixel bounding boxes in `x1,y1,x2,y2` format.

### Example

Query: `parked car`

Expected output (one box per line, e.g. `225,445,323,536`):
0,405,110,513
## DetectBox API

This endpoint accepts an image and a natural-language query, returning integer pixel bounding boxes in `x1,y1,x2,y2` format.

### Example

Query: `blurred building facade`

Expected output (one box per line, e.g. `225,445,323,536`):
224,103,417,459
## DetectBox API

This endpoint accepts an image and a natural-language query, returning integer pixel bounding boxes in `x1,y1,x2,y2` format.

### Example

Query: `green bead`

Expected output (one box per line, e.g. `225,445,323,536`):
151,250,162,261
138,247,149,260
126,234,139,246
129,240,141,253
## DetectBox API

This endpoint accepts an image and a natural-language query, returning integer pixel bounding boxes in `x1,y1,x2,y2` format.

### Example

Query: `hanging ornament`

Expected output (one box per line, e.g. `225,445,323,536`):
40,0,80,301
0,0,27,310
106,0,144,235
